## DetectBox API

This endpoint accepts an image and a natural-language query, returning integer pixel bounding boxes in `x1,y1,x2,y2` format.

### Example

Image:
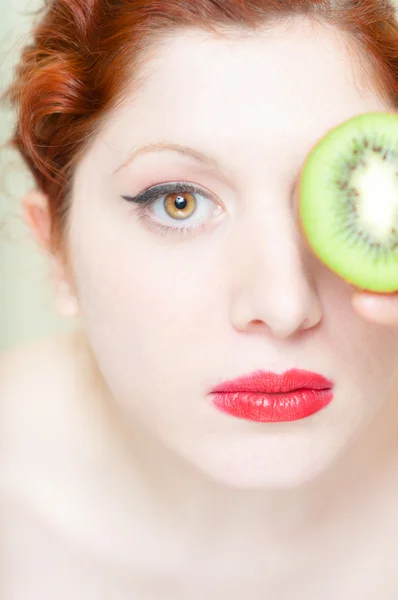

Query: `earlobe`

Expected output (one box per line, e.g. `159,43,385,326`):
23,188,80,319
53,273,81,318
50,252,81,319
50,244,81,320
22,189,52,252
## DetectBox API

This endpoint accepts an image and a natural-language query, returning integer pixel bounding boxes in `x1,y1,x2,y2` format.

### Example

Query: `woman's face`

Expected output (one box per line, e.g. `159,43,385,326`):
66,18,398,489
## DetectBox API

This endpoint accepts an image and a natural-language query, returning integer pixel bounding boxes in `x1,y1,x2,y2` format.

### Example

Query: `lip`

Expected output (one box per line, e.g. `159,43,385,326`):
209,369,334,423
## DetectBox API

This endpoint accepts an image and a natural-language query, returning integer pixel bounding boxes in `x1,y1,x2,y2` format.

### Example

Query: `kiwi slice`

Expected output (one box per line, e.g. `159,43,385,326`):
299,112,398,293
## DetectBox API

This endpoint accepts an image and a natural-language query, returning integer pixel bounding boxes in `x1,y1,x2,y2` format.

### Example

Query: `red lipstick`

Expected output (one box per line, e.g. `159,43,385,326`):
210,369,334,423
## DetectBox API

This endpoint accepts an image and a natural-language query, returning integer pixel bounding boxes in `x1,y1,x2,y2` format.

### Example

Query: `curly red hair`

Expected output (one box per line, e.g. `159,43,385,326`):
2,0,398,254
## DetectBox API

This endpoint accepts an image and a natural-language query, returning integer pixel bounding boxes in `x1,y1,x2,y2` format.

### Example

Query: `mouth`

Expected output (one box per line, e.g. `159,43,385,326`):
209,369,334,423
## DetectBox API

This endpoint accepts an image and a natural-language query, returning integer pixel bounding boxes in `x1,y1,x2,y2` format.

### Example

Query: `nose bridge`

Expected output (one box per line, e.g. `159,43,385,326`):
228,206,321,338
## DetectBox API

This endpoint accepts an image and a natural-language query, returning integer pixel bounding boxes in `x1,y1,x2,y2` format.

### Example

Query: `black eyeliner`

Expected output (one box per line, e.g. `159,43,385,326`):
121,182,199,205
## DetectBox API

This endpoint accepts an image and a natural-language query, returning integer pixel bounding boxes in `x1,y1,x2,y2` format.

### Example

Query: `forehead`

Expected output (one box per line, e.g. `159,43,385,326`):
126,19,380,115
87,18,389,183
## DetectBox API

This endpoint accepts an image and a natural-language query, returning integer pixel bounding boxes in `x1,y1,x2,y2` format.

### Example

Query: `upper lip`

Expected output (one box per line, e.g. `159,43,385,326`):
210,369,333,394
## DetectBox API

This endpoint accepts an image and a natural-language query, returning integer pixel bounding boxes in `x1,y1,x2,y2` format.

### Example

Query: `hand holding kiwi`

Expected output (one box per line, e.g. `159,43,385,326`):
299,112,398,326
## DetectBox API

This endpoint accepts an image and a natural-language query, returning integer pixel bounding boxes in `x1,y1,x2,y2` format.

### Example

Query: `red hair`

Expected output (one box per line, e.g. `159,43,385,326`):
2,0,398,255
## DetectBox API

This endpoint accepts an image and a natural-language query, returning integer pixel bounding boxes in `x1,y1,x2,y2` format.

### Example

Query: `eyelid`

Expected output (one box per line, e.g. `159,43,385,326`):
122,181,223,208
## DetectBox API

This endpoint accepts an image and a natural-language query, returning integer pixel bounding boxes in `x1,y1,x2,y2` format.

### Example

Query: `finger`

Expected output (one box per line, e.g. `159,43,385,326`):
352,292,398,326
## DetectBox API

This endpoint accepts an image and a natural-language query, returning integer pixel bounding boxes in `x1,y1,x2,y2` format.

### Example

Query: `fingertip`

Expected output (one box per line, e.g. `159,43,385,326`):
351,291,398,326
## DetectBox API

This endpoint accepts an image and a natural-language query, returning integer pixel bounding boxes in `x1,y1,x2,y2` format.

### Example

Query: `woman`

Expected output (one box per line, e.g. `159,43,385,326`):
2,0,398,596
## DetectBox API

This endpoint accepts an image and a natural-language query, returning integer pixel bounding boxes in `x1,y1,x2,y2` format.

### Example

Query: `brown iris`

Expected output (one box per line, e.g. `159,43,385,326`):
164,192,197,220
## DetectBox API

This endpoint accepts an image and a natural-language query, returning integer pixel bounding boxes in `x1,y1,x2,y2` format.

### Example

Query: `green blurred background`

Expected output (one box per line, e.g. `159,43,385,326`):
1,0,398,352
0,0,78,351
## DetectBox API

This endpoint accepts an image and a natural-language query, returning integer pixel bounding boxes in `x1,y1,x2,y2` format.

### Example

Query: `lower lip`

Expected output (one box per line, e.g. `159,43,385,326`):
211,389,334,423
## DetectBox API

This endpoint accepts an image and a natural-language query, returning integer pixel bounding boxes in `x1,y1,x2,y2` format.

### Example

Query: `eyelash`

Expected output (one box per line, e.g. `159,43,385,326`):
121,182,221,239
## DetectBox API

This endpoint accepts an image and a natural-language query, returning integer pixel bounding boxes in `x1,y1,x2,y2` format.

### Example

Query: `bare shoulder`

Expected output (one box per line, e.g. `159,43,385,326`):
1,329,78,425
0,329,97,597
0,328,79,397
0,328,94,473
0,332,152,599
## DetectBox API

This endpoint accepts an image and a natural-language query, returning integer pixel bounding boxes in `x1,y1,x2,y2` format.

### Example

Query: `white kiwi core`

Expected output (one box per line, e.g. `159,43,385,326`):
352,154,398,242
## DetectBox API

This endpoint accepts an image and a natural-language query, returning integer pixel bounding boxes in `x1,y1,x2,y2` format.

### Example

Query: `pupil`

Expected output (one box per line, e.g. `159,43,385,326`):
175,195,188,210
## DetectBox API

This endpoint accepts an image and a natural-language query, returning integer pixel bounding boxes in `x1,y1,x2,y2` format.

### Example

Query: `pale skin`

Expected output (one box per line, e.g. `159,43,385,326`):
3,16,398,598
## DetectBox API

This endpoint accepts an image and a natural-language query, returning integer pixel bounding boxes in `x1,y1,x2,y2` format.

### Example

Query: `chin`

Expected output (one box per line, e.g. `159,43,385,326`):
178,433,347,491
195,459,333,491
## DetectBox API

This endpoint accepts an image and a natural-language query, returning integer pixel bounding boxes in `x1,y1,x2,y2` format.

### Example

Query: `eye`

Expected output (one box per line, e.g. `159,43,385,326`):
122,182,224,239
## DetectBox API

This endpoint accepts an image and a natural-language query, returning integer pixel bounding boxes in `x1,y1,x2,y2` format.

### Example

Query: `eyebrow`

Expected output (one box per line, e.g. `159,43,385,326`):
112,142,222,176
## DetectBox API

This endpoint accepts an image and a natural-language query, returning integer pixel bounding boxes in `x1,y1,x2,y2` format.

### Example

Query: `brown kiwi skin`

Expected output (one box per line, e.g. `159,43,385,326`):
298,113,398,296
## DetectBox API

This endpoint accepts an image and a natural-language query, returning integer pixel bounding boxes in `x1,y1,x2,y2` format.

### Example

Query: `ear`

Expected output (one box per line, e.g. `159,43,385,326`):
22,189,80,319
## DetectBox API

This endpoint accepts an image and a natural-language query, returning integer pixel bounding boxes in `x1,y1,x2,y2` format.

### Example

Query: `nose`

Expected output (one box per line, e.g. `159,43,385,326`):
228,215,322,340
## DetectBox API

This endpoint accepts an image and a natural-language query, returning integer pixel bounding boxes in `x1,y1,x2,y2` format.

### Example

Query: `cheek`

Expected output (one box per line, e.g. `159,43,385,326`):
76,246,215,326
68,225,223,393
321,274,398,396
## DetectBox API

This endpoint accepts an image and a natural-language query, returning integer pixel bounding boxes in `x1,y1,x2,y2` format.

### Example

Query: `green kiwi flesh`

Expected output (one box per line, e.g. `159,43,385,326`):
300,112,398,293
